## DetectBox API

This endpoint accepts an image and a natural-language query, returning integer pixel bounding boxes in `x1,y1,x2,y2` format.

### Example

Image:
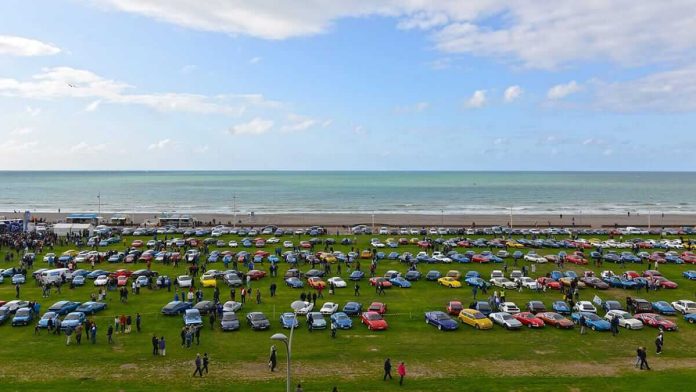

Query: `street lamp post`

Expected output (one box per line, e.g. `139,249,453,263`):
371,210,375,234
97,193,101,222
233,194,237,228
271,301,305,392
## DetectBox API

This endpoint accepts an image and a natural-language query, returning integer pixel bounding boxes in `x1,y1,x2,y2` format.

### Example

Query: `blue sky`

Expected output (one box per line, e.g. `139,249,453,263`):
1,1,696,170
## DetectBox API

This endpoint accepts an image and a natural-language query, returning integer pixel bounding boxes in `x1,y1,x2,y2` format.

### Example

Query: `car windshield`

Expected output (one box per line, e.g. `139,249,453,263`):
585,314,600,321
367,313,382,320
551,314,563,320
436,313,449,320
43,312,56,318
164,302,178,309
222,314,237,321
65,314,80,320
473,313,486,319
686,303,696,309
16,309,30,316
501,314,513,320
654,316,665,321
251,314,266,321
450,304,462,310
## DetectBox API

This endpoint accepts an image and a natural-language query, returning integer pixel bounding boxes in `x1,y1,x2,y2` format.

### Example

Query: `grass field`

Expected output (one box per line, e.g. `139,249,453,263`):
1,232,695,391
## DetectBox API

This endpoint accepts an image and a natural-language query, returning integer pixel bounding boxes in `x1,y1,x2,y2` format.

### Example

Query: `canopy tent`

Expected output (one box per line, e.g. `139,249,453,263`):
53,223,94,237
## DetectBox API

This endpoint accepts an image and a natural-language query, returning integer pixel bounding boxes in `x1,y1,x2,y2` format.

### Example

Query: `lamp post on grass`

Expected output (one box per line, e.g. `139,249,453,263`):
271,301,305,392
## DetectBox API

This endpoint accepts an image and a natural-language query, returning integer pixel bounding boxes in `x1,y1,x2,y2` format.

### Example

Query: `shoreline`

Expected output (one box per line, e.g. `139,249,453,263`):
3,211,693,228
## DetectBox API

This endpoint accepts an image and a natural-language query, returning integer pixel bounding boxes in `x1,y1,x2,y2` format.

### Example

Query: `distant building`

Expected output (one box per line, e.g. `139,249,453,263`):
157,213,194,227
66,213,99,225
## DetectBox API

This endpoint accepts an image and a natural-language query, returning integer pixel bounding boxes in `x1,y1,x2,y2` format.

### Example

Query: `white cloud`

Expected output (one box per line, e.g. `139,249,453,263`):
0,35,61,56
428,57,452,70
85,100,101,112
249,57,262,64
395,102,430,113
70,142,107,153
147,139,171,150
25,106,41,116
504,85,523,102
547,81,581,100
0,139,38,152
0,66,278,115
465,90,486,108
10,127,33,135
281,114,320,132
94,2,696,68
230,118,274,135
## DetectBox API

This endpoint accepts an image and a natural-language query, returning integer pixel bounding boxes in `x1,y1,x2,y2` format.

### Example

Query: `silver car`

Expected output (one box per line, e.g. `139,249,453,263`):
489,312,523,330
604,310,643,330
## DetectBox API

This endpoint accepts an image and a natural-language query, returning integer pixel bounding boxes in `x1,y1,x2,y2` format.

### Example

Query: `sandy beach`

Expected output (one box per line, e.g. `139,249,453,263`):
3,210,693,228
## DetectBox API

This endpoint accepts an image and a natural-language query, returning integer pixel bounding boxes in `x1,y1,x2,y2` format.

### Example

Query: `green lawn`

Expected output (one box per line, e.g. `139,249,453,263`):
1,232,695,391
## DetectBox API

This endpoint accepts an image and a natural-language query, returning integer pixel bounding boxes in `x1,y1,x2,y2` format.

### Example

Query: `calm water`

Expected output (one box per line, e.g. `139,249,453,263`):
0,171,694,215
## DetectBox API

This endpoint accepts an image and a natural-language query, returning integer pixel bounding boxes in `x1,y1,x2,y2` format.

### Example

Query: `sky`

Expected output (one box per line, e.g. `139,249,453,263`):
1,0,696,170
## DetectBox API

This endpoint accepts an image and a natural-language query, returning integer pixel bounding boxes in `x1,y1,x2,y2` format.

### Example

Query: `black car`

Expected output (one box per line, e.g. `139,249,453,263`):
220,312,240,331
161,301,191,315
404,270,421,281
526,301,547,314
193,301,216,315
303,269,325,278
246,312,270,330
425,270,442,281
132,269,158,278
224,273,243,287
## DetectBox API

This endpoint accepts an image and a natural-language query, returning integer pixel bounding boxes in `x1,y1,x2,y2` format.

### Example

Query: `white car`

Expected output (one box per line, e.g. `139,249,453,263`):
185,250,199,262
177,275,193,288
573,301,597,313
509,270,523,280
43,253,56,262
600,270,615,279
524,253,547,263
498,302,520,314
671,300,696,314
490,277,517,290
604,310,643,330
370,240,385,248
211,230,223,237
228,241,238,248
295,301,314,316
267,237,280,244
489,312,522,329
320,302,339,315
222,301,242,313
94,275,109,286
283,241,294,248
379,227,389,235
432,252,452,263
515,276,539,290
490,270,504,279
328,277,347,288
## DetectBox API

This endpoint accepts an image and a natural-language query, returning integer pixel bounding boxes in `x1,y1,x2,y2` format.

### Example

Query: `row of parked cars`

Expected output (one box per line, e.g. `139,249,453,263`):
0,300,106,327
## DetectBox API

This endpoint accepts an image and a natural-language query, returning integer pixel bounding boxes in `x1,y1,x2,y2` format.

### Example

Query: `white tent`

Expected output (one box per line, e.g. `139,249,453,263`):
53,223,94,237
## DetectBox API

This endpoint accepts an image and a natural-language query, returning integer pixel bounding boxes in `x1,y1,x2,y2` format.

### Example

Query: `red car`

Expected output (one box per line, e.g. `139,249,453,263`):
307,277,327,289
536,277,561,290
368,302,388,315
512,312,545,328
566,254,587,265
634,313,678,331
471,254,489,263
139,252,154,262
446,301,463,316
361,311,388,330
299,241,312,249
254,250,270,257
456,240,471,247
625,271,640,279
369,277,392,288
648,252,666,263
680,252,696,264
246,270,266,280
112,269,132,278
642,270,662,278
131,240,143,248
653,276,678,289
537,312,574,329
116,275,128,287
417,241,430,249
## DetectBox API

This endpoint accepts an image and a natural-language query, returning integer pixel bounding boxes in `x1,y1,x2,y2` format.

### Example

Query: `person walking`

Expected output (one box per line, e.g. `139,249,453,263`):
15,283,20,299
611,314,619,336
152,335,159,355
331,320,337,338
269,345,277,372
638,347,651,370
354,283,360,296
107,324,114,343
159,336,166,356
383,358,393,381
655,332,664,354
202,353,209,374
397,361,406,386
193,353,204,377
256,289,261,304
136,313,142,332
75,324,83,345
579,314,586,335
65,326,73,345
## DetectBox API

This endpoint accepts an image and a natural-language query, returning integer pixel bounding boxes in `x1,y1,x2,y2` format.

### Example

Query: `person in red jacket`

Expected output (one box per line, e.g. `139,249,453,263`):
397,362,406,386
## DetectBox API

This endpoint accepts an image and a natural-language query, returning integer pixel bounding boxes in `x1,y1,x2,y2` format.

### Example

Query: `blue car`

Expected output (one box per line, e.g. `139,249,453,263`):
387,252,400,260
602,300,624,312
465,277,489,289
571,312,611,331
60,312,86,330
652,301,676,316
550,271,563,281
11,274,26,284
38,311,60,328
161,301,192,315
683,270,696,280
342,302,362,316
208,251,220,263
285,277,304,288
464,271,480,279
389,277,411,288
564,271,578,279
349,270,365,281
603,276,638,289
471,301,492,316
72,276,86,286
76,301,107,315
184,309,203,326
553,301,571,315
280,312,300,329
87,270,109,279
685,313,696,324
451,254,470,263
330,312,353,329
424,311,459,331
664,254,683,264
11,308,34,326
425,270,442,281
48,301,81,316
404,270,421,281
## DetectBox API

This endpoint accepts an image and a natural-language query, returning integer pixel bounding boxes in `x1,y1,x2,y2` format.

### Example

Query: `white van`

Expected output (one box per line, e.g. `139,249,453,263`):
40,268,69,285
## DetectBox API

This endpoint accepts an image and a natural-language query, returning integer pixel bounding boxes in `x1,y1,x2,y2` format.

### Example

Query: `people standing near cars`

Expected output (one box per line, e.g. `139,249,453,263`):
579,314,586,335
202,353,209,374
152,335,159,355
269,345,277,372
611,315,619,336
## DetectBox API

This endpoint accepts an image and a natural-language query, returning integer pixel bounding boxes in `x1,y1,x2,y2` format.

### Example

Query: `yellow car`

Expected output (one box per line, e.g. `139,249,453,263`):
437,277,461,288
319,252,337,263
458,309,493,329
360,250,373,259
200,274,217,288
506,241,524,248
62,249,79,257
558,277,586,288
409,238,420,244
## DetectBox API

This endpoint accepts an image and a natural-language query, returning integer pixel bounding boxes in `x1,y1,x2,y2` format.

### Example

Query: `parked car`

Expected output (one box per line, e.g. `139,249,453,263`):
537,312,574,329
75,301,107,315
11,308,34,326
246,312,271,330
48,301,81,316
342,302,362,316
60,312,86,330
424,311,459,331
489,312,523,330
571,312,610,331
279,312,299,329
458,309,493,329
633,313,678,331
161,301,191,315
184,309,203,326
361,311,388,330
604,310,643,330
330,312,353,329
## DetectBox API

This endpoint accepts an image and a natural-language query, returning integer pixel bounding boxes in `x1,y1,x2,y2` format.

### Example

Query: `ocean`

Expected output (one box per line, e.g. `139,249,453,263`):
0,171,694,215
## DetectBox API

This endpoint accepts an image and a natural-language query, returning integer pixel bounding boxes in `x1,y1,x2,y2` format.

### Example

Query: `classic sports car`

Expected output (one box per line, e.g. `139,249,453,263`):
526,301,547,314
161,301,192,315
368,277,392,288
75,301,107,315
307,277,327,289
685,313,696,324
498,302,520,314
279,312,299,329
330,312,353,329
246,270,267,280
222,301,243,313
368,302,388,315
319,302,339,315
306,312,327,330
285,277,304,288
246,312,270,330
571,312,611,331
424,311,459,331
220,312,240,331
537,312,574,329
682,270,696,280
465,277,490,289
604,310,643,330
652,301,676,316
488,312,523,330
602,300,624,312
633,313,678,331
573,301,597,314
361,311,388,330
437,277,461,288
328,277,347,288
389,277,412,288
652,277,678,289
536,277,561,290
342,302,363,316
349,270,365,280
580,276,609,289
512,312,545,328
446,301,464,316
671,300,696,314
458,309,493,330
48,301,81,316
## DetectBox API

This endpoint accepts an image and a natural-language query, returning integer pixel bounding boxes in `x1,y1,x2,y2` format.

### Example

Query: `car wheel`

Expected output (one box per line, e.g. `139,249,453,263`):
425,319,429,324
505,324,510,330
475,324,480,330
624,324,629,329
555,323,560,329
438,325,442,331
591,325,596,331
367,325,372,330
689,318,694,324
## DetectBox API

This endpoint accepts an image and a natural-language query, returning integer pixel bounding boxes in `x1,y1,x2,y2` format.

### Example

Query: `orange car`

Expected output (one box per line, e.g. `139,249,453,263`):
307,277,327,289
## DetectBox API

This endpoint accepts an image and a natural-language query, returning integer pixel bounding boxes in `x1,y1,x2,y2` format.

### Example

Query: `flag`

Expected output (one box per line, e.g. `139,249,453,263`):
593,295,602,306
